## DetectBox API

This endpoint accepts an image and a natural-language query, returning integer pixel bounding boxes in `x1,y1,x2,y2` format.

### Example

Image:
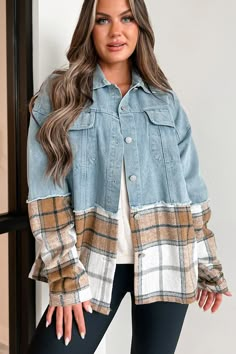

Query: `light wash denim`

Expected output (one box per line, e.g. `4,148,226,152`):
27,63,208,212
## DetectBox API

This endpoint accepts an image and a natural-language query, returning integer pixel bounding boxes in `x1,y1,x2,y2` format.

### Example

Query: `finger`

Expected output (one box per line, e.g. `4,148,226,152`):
83,300,93,313
46,306,55,327
196,288,201,301
203,292,214,311
198,289,208,308
73,303,86,339
223,291,233,296
211,293,222,313
64,306,73,346
56,306,63,340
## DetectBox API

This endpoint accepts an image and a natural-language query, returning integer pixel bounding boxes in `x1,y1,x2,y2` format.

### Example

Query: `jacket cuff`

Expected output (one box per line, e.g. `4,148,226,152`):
191,200,230,293
197,263,229,293
48,264,92,307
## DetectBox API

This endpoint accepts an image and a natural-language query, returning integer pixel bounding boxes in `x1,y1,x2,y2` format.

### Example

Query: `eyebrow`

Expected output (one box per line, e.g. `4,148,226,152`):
96,9,132,17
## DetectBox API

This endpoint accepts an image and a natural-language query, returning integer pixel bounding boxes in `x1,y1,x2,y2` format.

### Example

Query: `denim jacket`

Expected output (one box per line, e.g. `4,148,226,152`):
27,63,229,315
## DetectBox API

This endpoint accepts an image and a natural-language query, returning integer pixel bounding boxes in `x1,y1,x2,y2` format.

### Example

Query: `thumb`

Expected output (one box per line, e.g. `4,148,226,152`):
82,300,93,313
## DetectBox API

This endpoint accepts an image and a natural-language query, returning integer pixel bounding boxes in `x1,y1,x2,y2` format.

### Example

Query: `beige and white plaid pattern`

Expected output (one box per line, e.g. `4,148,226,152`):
28,196,229,315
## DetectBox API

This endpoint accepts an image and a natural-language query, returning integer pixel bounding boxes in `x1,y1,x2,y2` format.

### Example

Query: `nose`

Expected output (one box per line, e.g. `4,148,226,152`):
109,19,122,37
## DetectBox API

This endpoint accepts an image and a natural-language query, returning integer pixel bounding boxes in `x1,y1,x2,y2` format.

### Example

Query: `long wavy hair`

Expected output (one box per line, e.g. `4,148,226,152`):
28,0,172,186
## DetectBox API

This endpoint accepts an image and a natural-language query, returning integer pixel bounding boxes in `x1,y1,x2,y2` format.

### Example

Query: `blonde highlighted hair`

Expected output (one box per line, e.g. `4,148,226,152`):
29,0,172,186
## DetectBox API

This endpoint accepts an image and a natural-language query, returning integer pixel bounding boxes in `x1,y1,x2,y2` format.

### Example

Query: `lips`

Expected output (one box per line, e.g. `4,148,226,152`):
107,42,126,47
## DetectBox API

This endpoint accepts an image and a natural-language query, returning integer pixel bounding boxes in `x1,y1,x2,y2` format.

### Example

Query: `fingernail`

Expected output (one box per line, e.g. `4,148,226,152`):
65,337,70,346
87,305,93,313
57,333,62,340
80,332,85,339
46,321,49,328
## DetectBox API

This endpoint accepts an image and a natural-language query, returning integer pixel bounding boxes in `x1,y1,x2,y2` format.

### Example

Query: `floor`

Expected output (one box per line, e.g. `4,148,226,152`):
0,343,8,354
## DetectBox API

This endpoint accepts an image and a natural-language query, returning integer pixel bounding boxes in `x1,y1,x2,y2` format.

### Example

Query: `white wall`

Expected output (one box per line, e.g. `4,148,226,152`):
33,1,235,353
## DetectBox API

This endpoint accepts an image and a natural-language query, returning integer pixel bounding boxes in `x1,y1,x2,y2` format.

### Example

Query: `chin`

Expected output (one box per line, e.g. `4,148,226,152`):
104,57,131,65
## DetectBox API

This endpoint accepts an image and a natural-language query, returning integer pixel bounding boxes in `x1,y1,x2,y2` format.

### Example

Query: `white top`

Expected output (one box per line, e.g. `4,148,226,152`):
116,158,134,263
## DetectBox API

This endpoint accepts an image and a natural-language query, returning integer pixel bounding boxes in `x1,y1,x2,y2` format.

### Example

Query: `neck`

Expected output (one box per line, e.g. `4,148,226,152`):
98,60,132,86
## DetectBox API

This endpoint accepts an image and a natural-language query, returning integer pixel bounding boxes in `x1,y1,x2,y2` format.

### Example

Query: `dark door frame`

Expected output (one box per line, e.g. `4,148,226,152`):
0,0,35,353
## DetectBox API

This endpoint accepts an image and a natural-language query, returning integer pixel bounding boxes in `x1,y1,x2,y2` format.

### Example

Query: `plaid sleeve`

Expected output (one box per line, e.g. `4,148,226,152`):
28,195,92,306
173,92,230,293
191,202,229,293
27,79,92,306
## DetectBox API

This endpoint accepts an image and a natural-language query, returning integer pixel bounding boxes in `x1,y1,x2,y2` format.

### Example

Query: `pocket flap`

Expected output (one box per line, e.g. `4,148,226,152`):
69,111,96,130
145,109,175,127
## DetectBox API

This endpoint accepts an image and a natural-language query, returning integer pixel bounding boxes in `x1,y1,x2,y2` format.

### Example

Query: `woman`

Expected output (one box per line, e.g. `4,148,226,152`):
27,0,232,353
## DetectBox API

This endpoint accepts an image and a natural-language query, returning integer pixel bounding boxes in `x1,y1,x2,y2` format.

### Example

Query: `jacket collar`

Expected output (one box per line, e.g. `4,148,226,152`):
93,62,151,94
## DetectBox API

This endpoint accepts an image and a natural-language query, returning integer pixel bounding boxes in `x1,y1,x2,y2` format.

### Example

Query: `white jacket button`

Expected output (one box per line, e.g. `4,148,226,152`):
129,175,137,182
125,136,132,144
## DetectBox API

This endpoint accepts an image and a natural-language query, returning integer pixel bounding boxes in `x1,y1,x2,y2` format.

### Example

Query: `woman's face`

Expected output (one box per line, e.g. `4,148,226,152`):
92,0,139,66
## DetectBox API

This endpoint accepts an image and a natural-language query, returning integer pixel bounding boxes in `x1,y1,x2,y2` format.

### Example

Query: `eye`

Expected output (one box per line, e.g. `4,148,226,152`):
95,18,109,25
122,16,134,23
95,16,135,25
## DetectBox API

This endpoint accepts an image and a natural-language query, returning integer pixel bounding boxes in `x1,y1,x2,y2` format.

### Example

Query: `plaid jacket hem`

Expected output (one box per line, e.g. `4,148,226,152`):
27,196,230,315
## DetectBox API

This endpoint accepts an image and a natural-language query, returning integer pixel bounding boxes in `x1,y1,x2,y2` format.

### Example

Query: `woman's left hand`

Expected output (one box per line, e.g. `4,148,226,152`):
196,288,232,313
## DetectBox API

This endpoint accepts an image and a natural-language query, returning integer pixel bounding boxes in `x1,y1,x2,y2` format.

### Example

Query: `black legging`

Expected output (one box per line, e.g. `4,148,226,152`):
27,264,189,354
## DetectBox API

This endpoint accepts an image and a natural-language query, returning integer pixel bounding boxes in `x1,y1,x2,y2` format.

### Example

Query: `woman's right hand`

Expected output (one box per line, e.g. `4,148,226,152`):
46,301,93,346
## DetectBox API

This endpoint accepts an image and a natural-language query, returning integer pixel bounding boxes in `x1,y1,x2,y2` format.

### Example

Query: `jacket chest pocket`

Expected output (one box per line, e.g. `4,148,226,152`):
68,110,97,168
145,109,180,164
